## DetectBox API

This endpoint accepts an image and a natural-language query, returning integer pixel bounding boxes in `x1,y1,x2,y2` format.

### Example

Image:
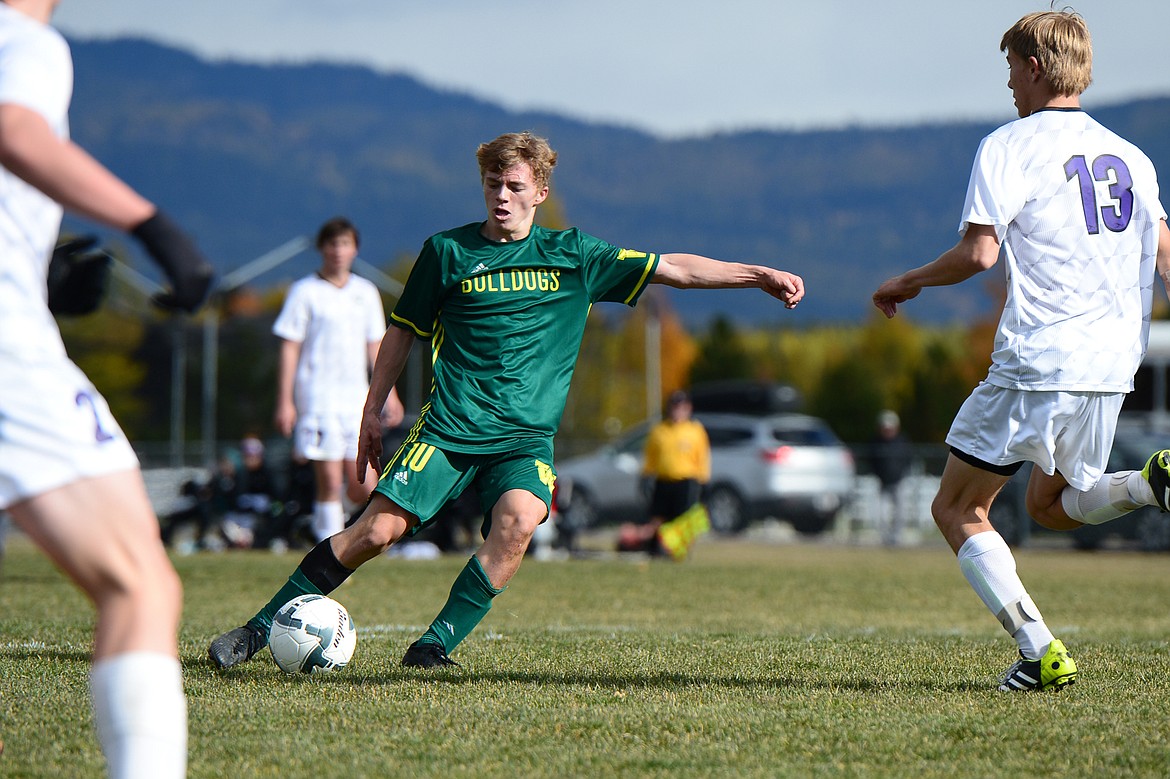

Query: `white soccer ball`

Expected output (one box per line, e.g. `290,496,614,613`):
269,594,357,674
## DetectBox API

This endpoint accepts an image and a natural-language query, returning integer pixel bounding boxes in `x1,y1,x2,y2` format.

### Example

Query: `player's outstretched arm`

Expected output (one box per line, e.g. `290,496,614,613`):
0,103,152,229
873,223,1000,318
653,253,804,309
356,325,415,482
0,102,214,312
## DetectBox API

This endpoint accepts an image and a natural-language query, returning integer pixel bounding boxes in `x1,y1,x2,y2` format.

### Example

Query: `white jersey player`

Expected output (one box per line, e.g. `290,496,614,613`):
971,110,1162,396
273,217,402,541
0,0,214,775
873,9,1170,692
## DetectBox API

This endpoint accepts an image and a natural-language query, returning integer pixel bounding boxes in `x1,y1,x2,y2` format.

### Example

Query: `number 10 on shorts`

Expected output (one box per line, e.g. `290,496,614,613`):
401,443,436,472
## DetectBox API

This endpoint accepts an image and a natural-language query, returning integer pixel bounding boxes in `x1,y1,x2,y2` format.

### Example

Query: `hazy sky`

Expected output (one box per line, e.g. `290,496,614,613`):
54,1,1170,137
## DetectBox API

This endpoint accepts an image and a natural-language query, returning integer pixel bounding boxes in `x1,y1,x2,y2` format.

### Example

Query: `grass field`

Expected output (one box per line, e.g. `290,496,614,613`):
1,532,1169,778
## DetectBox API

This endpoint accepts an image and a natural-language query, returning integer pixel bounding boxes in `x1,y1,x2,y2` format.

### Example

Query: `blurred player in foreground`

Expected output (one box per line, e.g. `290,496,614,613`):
874,9,1170,692
0,0,214,774
209,131,804,670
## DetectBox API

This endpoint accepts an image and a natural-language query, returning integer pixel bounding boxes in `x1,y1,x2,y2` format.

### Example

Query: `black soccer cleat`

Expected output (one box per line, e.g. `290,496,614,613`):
208,624,267,669
401,640,459,669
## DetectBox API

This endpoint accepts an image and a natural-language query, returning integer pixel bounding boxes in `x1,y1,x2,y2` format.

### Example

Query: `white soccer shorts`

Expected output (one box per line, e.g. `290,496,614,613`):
946,382,1124,491
293,412,361,462
0,354,139,509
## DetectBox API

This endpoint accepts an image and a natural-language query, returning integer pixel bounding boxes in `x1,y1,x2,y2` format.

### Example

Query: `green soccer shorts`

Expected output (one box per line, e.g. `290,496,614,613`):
373,439,557,538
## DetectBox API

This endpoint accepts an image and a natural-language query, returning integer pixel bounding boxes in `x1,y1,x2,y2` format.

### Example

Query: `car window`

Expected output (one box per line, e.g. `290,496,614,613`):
705,426,754,448
770,424,838,446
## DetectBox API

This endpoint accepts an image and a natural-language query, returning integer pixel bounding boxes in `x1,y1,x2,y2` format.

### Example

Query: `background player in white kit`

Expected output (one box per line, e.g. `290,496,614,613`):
874,9,1170,692
0,0,214,774
273,217,403,541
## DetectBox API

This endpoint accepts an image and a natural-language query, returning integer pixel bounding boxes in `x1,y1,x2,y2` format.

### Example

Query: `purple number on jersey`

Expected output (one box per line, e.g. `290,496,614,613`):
1064,154,1134,235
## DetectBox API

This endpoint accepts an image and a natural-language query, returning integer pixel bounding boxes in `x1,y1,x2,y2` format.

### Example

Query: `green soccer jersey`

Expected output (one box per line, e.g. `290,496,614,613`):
391,222,659,453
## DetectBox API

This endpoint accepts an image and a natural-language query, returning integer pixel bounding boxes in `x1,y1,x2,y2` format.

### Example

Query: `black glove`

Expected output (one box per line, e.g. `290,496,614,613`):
130,210,215,313
46,235,112,316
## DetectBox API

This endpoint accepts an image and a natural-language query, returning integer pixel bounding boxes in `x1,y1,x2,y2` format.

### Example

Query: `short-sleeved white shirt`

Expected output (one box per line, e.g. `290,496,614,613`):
272,272,386,416
0,4,72,361
961,108,1166,391
0,10,139,507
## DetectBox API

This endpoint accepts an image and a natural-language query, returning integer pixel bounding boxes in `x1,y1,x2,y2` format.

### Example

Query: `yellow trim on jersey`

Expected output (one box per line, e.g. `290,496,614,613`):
390,311,431,338
381,408,429,480
623,253,658,305
431,322,445,367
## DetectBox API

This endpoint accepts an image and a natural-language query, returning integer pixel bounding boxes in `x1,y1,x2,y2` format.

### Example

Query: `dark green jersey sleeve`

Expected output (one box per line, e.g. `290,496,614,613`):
389,238,443,338
575,230,659,306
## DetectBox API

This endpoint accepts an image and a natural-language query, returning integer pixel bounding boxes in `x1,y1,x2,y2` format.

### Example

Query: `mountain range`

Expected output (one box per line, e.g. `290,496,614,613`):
64,37,1170,326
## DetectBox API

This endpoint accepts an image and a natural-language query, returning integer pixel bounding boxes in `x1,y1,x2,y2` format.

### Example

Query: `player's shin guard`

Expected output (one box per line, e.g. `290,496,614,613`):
957,531,1054,659
1060,472,1143,524
248,539,354,635
417,555,503,654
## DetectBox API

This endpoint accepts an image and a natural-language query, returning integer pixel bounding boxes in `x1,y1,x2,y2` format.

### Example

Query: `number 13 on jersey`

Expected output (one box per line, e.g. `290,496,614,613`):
1065,154,1133,235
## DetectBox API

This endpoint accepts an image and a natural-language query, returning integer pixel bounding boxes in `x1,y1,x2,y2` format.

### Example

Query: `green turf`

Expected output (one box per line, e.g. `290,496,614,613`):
1,535,1168,778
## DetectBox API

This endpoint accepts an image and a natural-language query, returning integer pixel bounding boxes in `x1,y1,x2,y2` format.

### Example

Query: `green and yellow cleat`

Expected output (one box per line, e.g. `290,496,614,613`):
998,638,1077,692
1141,449,1170,511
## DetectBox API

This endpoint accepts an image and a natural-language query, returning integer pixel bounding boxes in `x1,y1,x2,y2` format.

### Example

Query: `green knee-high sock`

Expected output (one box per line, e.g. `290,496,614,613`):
246,540,355,638
418,555,504,654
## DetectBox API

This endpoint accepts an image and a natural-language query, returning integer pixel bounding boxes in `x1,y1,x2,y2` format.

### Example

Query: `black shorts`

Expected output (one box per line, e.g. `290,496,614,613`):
949,446,1024,476
648,478,701,522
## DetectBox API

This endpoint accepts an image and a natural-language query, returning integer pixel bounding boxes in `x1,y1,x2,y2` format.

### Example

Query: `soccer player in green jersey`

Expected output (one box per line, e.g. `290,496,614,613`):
209,131,804,669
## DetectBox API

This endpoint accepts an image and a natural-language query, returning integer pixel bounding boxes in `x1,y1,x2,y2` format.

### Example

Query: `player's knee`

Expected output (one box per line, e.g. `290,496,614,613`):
492,509,543,543
349,510,407,554
96,552,182,615
930,495,963,533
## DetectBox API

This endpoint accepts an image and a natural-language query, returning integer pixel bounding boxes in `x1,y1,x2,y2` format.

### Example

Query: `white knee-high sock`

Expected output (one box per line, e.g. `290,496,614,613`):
957,531,1054,659
90,652,187,779
1062,471,1152,525
312,500,345,542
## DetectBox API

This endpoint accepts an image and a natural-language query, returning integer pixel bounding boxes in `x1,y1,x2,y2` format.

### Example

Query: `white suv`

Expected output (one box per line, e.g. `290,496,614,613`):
556,412,856,536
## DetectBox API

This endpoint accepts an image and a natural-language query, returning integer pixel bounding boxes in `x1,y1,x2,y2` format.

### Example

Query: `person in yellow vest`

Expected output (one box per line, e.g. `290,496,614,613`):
618,390,710,556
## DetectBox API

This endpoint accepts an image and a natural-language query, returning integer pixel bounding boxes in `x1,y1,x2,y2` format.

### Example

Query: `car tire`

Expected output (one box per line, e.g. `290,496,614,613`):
706,486,746,535
562,489,596,532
